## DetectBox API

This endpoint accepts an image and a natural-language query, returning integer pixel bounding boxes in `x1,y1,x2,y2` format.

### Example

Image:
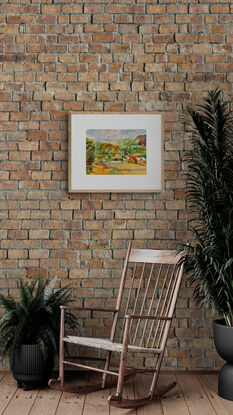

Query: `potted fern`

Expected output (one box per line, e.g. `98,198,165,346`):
182,89,233,400
0,277,77,391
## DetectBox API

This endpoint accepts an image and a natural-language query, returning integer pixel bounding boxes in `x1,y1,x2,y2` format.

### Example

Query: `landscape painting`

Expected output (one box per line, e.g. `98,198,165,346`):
69,113,163,192
86,129,147,175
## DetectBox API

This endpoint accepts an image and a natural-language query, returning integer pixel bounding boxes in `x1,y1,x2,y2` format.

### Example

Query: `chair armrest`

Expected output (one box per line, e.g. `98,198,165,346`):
60,306,117,313
126,314,172,321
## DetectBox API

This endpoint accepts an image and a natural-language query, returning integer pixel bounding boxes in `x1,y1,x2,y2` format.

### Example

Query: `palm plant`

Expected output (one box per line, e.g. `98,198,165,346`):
0,277,77,365
182,89,233,326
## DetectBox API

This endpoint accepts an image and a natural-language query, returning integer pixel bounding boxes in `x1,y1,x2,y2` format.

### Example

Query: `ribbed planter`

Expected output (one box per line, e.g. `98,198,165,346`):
12,344,54,391
213,319,233,401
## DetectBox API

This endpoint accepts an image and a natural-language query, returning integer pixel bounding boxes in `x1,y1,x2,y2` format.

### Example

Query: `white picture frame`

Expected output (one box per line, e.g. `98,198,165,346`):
68,113,164,193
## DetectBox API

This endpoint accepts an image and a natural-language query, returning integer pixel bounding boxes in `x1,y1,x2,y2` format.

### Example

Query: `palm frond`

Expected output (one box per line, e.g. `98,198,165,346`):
181,89,233,326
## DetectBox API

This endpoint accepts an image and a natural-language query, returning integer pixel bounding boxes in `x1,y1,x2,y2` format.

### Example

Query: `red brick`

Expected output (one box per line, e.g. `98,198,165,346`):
210,4,229,13
29,230,49,239
0,260,17,268
82,200,102,210
93,33,114,43
112,230,133,239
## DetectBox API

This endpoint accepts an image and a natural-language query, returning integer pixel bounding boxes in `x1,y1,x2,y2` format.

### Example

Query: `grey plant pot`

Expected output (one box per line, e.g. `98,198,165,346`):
12,344,54,391
213,319,233,401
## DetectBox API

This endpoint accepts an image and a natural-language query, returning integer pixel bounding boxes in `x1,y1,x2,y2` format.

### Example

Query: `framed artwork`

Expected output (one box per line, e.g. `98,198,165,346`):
68,113,163,193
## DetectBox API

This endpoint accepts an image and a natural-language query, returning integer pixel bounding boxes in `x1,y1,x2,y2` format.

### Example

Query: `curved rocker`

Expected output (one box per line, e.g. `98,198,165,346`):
48,372,134,394
108,381,177,409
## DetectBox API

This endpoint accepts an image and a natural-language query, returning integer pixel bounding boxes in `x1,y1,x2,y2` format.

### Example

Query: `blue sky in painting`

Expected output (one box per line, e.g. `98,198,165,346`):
86,129,146,142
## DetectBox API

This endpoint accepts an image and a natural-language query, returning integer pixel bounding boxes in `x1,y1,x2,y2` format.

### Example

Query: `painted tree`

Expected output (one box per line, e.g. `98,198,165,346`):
86,138,95,174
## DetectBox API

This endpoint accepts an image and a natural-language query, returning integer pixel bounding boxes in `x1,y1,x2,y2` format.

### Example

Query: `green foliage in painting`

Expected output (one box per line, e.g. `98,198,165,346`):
86,138,95,174
118,137,146,159
86,133,147,175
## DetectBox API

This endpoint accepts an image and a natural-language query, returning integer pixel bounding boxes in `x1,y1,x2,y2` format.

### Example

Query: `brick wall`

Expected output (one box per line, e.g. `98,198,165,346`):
0,0,231,370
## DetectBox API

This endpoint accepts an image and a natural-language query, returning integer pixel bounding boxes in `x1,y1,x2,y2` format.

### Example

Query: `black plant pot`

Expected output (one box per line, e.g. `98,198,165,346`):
213,319,233,401
12,344,54,391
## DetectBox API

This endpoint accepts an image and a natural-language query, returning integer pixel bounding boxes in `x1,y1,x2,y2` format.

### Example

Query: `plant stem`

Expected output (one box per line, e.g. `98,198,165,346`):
224,314,231,326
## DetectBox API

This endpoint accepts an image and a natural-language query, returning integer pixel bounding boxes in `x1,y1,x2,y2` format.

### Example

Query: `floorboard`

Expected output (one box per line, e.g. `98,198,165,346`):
198,374,233,415
2,385,39,415
0,373,18,414
83,374,110,415
0,371,233,415
160,373,189,415
176,373,217,415
29,387,62,415
55,372,89,415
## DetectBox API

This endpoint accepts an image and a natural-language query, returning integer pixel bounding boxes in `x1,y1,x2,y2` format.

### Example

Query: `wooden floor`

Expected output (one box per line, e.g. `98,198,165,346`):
0,371,233,415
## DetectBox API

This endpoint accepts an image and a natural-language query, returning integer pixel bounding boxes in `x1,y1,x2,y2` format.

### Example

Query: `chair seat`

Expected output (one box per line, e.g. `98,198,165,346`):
63,336,162,354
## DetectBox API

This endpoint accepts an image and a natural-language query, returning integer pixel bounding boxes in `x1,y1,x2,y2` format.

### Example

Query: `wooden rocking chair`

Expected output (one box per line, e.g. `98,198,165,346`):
49,242,184,409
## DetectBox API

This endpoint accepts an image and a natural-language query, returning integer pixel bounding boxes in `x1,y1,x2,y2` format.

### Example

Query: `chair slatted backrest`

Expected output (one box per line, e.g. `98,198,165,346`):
112,243,184,350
